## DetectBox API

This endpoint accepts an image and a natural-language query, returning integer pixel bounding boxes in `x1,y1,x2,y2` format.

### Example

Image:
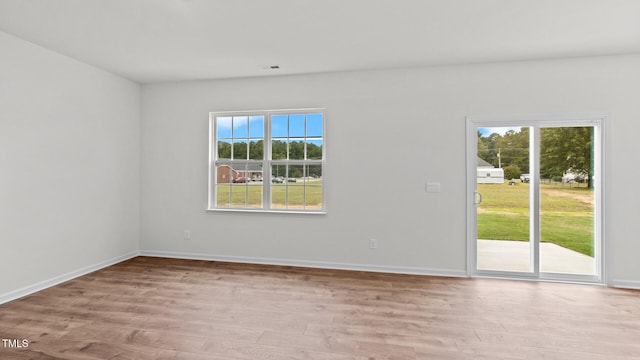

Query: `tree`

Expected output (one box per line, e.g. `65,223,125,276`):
307,143,322,160
218,141,231,158
499,128,529,173
272,140,287,160
232,141,247,159
248,140,263,160
540,127,593,188
477,131,490,162
289,141,304,160
478,127,593,188
218,140,263,159
478,127,529,173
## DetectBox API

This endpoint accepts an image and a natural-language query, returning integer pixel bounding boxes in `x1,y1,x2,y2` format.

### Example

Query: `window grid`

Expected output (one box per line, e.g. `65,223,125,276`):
210,110,324,212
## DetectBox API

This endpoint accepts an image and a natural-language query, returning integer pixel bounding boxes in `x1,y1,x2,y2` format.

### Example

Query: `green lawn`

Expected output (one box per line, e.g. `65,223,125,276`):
216,179,323,210
477,181,594,256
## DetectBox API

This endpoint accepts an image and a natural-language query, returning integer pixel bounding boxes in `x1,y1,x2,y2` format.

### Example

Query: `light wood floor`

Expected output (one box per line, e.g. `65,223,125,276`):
0,257,639,360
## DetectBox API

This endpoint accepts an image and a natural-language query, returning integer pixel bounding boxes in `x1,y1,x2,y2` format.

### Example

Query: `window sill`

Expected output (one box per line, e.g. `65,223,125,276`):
206,208,327,215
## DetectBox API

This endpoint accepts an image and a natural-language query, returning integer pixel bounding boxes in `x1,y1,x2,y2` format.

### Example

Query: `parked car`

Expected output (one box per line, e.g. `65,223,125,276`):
233,177,248,183
271,176,284,183
287,178,297,182
520,174,530,183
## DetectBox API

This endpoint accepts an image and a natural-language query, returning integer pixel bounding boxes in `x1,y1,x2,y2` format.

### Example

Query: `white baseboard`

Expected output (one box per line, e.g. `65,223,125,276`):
2,249,636,304
609,279,640,290
139,250,468,278
0,251,139,305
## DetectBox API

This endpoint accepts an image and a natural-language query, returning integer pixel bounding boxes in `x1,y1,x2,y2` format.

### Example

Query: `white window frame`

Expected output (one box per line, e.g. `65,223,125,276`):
208,108,326,214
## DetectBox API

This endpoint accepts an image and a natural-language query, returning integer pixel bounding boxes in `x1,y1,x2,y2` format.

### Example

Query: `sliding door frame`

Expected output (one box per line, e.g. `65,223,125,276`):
466,113,606,284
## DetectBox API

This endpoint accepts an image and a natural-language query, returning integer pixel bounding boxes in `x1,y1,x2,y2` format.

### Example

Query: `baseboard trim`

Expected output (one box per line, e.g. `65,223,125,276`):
0,251,139,305
609,279,640,290
2,249,635,303
139,250,468,278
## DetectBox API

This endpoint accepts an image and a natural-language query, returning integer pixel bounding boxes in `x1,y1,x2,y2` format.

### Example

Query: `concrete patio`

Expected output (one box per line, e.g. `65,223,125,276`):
477,239,596,274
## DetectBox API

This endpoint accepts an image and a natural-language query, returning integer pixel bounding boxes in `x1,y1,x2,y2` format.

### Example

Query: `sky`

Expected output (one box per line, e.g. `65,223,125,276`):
217,113,323,139
478,127,520,137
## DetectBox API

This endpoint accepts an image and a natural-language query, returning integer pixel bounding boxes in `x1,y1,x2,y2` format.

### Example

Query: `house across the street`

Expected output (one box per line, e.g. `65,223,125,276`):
217,163,263,183
477,157,504,184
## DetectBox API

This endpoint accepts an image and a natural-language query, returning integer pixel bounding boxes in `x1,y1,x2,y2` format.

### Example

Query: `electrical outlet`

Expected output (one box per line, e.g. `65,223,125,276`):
369,238,377,249
184,230,191,240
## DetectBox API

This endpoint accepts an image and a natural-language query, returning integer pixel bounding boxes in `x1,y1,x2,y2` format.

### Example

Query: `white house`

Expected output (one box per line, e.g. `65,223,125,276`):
477,157,504,184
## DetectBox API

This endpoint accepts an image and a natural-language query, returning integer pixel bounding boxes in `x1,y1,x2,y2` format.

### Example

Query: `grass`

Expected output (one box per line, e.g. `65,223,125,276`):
477,181,594,256
217,179,323,210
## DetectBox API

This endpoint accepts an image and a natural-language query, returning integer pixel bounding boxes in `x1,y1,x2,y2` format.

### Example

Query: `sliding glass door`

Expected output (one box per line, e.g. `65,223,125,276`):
475,126,533,273
539,126,596,276
467,115,603,282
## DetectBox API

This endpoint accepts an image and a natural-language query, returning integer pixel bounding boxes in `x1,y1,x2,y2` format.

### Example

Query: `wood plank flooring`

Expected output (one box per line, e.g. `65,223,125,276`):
0,256,639,359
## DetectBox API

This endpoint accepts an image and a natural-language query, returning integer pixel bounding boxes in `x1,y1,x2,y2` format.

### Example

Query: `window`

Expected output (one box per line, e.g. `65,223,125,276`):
209,109,325,213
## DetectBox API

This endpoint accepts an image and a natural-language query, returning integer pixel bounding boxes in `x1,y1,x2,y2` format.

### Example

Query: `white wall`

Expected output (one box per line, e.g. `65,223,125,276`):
141,54,640,286
0,31,141,299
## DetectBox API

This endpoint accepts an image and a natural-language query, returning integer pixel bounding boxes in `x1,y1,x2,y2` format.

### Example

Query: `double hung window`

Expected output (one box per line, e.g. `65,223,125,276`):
209,109,325,212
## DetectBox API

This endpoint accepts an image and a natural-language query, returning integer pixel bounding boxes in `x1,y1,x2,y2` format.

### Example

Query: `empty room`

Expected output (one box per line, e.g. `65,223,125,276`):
1,1,639,359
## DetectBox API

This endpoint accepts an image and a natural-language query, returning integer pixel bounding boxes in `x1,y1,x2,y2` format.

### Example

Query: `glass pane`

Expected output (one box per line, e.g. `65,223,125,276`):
217,116,232,138
229,163,248,183
272,139,287,160
271,184,286,209
272,115,288,138
271,164,286,179
247,182,262,208
306,113,323,137
216,185,231,207
305,186,323,210
306,139,323,160
230,184,247,207
232,116,248,138
249,116,264,138
271,164,286,208
287,165,304,209
289,114,305,137
245,162,263,181
305,164,322,183
217,140,232,159
287,185,304,209
304,164,323,209
232,140,248,160
540,126,595,275
249,140,263,160
288,165,303,181
476,126,531,272
289,140,304,160
216,164,234,184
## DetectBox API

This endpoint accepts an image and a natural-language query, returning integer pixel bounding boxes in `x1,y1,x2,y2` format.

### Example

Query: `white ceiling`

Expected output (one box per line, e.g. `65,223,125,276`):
1,0,639,83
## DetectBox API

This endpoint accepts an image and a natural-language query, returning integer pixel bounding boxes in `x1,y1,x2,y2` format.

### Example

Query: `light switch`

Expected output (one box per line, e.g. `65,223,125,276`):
426,182,441,193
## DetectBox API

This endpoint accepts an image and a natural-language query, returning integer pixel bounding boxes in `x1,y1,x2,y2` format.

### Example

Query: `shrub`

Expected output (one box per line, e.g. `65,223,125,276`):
503,164,521,180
